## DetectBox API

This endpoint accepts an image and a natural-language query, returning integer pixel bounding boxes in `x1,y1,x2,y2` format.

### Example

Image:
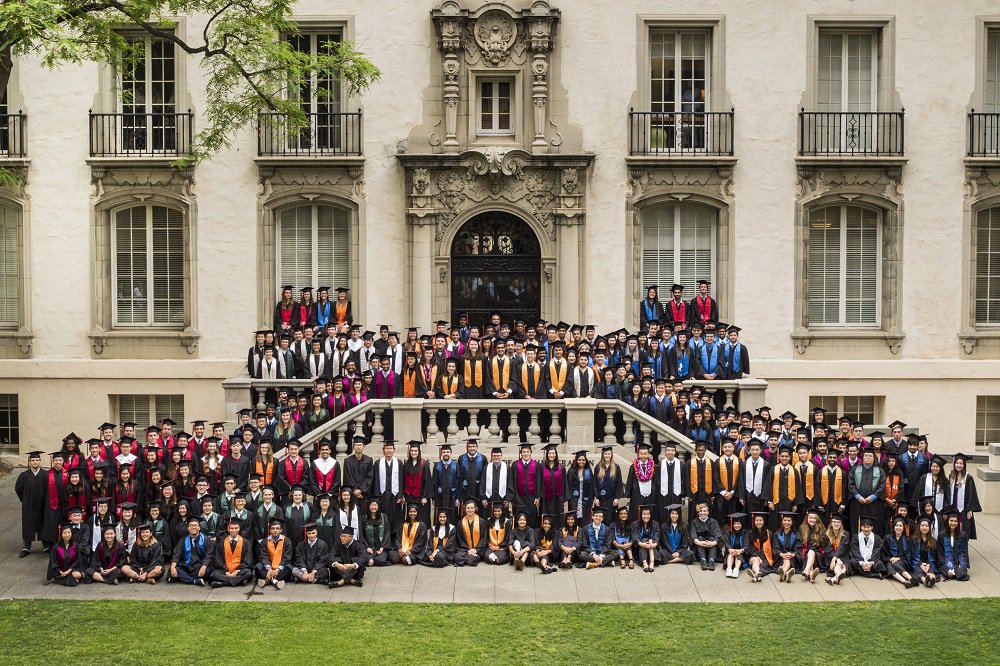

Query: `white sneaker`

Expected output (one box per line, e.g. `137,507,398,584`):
732,568,739,579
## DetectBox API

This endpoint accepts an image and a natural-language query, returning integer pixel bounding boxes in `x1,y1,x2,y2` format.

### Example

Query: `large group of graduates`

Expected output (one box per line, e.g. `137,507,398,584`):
13,291,982,591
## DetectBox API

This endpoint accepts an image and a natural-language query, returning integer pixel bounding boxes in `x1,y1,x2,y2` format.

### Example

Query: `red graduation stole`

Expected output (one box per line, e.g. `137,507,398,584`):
48,468,66,510
284,457,305,485
695,295,713,323
313,462,336,492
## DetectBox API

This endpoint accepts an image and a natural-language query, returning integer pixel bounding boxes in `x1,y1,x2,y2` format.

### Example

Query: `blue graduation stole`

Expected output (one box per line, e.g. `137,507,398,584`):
316,302,331,327
700,344,719,374
643,299,658,323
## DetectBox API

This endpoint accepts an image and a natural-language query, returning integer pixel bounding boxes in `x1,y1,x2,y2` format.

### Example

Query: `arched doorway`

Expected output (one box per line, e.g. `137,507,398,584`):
450,212,541,327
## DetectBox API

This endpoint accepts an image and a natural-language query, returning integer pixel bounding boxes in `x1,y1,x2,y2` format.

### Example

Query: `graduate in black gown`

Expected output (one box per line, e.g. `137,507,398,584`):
329,526,367,588
41,451,68,548
122,522,164,584
395,503,427,566
292,523,331,585
420,507,455,568
948,453,982,539
848,449,886,534
47,523,85,586
15,451,47,557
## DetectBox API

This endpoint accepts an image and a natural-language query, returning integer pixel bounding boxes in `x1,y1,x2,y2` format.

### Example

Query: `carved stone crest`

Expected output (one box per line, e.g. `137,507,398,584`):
475,10,517,66
561,168,578,194
462,147,528,194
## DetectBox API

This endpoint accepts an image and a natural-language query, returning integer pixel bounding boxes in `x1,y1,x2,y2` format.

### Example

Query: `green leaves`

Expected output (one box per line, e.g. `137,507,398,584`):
0,1,381,164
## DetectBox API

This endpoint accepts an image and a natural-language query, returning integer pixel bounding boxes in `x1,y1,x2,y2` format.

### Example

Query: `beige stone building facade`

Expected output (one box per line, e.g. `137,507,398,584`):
1,0,1000,460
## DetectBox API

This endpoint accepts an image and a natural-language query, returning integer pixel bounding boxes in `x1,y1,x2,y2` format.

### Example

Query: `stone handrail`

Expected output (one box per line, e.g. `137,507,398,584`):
681,377,768,411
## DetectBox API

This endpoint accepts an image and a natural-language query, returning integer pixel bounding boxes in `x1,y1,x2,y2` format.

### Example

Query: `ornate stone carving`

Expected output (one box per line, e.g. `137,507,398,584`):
462,147,528,194
561,168,578,194
965,166,1000,200
439,266,447,283
413,168,430,194
257,165,362,202
796,166,902,203
626,165,734,207
474,11,517,66
435,170,467,234
90,165,195,203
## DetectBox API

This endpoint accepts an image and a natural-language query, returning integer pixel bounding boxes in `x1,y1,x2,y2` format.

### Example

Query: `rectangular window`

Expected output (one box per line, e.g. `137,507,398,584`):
0,394,17,447
116,394,184,429
120,34,177,152
642,203,715,295
976,207,1000,325
648,30,708,151
815,30,879,153
808,205,880,326
113,204,185,326
977,396,1000,447
277,204,350,295
288,30,343,150
0,205,16,326
477,77,514,136
987,29,1000,112
809,395,879,425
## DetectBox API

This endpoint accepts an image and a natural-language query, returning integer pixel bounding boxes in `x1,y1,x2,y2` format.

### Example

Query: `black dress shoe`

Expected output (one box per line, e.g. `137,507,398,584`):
19,549,29,558
210,581,224,589
351,579,364,587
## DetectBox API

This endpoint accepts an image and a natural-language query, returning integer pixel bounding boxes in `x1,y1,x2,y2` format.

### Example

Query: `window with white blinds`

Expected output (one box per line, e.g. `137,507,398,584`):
117,394,184,430
977,396,1000,447
976,207,1000,324
641,203,715,294
0,205,16,326
112,204,185,326
276,204,349,296
808,204,880,326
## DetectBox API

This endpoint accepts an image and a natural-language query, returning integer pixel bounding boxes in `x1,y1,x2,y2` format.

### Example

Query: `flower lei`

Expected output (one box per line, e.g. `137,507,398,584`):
634,457,654,482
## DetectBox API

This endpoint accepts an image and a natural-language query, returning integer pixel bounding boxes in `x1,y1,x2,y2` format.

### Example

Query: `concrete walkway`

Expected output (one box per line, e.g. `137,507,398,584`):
1,469,996,604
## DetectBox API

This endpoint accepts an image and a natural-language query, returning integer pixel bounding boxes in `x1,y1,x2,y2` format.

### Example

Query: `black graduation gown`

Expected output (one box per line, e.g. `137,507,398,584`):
373,458,405,534
565,466,595,523
128,541,164,572
220,454,252,488
15,468,47,544
403,460,434,527
538,464,565,528
461,358,489,399
688,294,720,327
294,538,331,574
952,475,982,540
398,519,428,562
847,464,886,533
41,468,67,543
330,537,367,580
342,454,375,499
420,524,456,566
626,460,660,522
510,459,542,527
47,542,84,582
283,503,312,546
763,464,803,529
639,298,664,328
713,456,742,522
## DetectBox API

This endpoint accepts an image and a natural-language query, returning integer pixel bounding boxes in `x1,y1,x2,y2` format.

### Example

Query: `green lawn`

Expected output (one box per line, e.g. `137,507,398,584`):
0,598,997,664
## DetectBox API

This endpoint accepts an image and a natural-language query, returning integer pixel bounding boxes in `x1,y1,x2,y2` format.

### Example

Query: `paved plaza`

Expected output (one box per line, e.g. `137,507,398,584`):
2,469,997,604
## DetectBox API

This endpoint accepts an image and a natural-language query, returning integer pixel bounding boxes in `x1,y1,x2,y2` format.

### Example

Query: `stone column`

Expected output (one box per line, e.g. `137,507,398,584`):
554,168,585,322
433,8,465,154
527,12,554,154
408,169,436,329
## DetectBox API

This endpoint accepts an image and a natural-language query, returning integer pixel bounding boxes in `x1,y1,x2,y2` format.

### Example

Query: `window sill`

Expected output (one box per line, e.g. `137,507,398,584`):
791,327,905,355
0,327,33,354
89,327,200,355
959,327,1000,354
254,155,365,169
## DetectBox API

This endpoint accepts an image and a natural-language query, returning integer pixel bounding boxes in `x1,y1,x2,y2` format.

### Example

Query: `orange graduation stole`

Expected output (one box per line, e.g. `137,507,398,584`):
489,522,507,548
225,536,244,573
797,461,816,499
462,517,481,546
267,537,285,569
445,375,459,396
718,458,737,491
521,364,540,392
403,368,419,397
433,531,448,551
255,459,275,485
491,357,510,391
401,522,419,552
464,359,484,388
549,361,568,391
771,466,797,502
819,466,844,504
754,533,775,566
689,459,714,494
335,302,348,324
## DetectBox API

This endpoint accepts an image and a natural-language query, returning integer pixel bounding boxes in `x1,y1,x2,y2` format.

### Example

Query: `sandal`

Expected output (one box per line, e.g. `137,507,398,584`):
620,560,626,569
628,561,635,570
